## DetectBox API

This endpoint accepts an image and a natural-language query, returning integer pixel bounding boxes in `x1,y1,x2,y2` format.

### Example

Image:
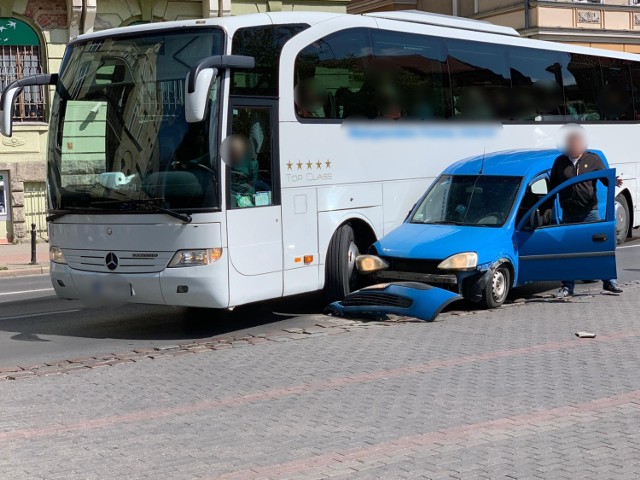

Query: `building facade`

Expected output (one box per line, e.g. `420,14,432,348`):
349,1,640,52
0,0,347,243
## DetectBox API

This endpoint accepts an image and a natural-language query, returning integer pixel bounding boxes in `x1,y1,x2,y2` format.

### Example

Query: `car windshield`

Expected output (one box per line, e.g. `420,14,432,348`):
48,28,224,213
411,175,522,227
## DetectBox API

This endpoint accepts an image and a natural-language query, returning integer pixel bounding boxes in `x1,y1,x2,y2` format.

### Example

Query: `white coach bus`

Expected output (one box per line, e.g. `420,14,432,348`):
1,11,638,308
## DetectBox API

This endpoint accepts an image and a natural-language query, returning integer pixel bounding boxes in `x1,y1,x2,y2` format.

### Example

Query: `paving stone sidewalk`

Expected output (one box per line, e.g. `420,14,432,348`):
1,284,640,479
0,242,49,277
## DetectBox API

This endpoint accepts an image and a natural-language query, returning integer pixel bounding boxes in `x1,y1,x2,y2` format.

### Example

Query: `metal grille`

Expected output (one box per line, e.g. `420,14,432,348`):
342,292,413,309
0,45,45,122
381,257,443,275
24,182,48,240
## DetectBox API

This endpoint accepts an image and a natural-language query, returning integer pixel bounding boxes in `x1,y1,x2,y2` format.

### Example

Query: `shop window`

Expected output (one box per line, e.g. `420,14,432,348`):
0,18,45,122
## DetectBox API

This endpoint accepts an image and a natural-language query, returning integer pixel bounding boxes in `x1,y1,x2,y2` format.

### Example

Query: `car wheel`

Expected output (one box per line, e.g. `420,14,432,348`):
324,224,360,303
479,265,511,309
615,194,630,245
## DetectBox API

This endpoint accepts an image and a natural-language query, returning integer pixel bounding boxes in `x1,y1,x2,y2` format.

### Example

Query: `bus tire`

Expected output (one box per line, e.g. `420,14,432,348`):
324,223,359,303
615,194,630,245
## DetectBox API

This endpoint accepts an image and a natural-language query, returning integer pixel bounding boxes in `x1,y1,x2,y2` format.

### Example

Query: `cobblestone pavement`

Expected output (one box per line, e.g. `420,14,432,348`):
1,285,640,479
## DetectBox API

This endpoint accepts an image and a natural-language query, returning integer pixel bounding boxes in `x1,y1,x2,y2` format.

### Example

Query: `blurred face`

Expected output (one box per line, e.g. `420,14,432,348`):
228,136,247,166
565,132,586,159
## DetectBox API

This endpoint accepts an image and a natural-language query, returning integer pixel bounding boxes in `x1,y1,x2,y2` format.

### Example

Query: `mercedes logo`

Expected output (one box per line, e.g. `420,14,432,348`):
105,252,119,271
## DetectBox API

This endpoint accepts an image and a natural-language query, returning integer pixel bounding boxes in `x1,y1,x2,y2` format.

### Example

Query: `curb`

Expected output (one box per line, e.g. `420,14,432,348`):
0,266,50,278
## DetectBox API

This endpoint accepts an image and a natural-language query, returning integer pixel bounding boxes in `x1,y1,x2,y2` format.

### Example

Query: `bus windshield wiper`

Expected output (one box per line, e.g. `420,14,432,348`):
90,198,193,223
46,207,93,222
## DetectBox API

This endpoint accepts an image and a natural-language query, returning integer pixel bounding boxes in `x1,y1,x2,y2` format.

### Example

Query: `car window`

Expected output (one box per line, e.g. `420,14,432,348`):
516,176,550,225
412,175,522,227
521,174,611,229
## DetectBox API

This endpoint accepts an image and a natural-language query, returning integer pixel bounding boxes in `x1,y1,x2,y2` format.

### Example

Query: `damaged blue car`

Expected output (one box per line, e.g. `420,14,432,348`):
327,149,618,321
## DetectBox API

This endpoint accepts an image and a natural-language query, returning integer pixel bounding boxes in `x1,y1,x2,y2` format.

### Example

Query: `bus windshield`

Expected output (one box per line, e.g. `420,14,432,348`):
48,28,224,213
411,175,522,227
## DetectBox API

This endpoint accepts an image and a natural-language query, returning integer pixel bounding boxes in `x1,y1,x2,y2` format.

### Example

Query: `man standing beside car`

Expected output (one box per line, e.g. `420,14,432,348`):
550,125,623,298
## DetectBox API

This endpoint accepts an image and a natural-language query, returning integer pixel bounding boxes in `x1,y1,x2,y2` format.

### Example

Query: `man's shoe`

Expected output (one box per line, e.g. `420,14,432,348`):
603,282,623,294
556,286,574,299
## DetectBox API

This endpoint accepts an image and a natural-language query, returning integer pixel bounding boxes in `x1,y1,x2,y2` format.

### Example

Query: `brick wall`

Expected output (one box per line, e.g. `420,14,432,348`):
25,0,68,29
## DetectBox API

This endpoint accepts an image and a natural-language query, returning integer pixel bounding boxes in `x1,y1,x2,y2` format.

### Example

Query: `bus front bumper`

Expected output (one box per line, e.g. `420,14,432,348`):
50,262,229,308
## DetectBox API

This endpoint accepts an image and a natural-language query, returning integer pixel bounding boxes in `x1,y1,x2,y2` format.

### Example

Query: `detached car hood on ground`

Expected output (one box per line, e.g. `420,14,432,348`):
376,223,510,263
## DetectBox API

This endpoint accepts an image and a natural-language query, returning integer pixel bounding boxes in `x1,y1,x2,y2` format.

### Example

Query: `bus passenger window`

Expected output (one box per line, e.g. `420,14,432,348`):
599,58,633,121
509,47,567,122
447,39,511,120
370,29,451,119
562,54,602,121
295,28,372,120
228,106,273,209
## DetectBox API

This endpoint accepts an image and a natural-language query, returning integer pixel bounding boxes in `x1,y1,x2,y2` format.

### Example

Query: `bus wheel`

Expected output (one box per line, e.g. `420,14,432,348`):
615,195,630,245
325,224,359,303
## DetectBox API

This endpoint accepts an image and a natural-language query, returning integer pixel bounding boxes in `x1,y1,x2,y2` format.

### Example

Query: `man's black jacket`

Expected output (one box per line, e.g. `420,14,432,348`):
550,151,607,214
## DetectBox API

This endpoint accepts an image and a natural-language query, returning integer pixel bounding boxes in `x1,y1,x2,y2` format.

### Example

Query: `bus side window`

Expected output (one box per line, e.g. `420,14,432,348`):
562,53,602,121
599,57,633,121
509,47,566,122
294,28,373,120
370,29,452,119
446,39,511,121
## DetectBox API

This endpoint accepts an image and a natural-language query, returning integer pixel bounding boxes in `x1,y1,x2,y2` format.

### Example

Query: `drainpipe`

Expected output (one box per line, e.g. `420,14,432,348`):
452,0,458,16
218,0,224,17
524,0,530,30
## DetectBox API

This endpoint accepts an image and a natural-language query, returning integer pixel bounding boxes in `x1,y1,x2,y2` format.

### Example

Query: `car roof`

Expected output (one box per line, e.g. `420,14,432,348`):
444,149,607,179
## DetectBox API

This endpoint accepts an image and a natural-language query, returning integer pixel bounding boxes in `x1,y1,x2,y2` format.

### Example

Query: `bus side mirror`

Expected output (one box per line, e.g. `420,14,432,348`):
184,67,218,123
0,73,57,137
184,55,254,124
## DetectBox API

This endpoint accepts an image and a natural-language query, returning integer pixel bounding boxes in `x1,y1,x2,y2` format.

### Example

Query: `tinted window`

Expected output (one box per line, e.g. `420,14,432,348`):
599,57,633,121
509,47,567,121
295,28,372,119
371,29,452,119
562,53,602,121
232,24,308,96
446,39,510,120
630,66,640,120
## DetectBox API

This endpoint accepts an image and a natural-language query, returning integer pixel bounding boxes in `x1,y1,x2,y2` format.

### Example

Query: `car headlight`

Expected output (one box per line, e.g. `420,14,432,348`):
168,248,222,268
438,252,478,271
356,255,389,274
49,246,67,264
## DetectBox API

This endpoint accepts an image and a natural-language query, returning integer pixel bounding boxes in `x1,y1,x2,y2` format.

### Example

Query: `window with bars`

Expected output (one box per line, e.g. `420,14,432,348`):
0,18,45,122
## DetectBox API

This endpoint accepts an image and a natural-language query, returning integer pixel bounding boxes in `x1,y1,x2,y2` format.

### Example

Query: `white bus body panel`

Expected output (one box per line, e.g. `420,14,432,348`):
49,214,231,308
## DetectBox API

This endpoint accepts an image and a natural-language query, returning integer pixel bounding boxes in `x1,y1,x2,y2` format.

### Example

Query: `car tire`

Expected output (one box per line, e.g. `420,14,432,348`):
324,223,359,303
615,194,630,245
479,265,511,309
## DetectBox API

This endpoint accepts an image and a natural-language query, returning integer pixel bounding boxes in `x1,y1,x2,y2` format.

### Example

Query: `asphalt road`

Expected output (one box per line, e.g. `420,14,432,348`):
0,234,638,368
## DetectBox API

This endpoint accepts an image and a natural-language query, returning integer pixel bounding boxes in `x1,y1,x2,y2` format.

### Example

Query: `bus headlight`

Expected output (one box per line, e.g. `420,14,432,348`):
438,252,478,271
49,246,67,264
356,255,389,274
168,248,222,268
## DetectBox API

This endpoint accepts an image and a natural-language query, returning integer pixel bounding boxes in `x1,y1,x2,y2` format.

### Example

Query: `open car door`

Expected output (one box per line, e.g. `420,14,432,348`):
515,169,617,283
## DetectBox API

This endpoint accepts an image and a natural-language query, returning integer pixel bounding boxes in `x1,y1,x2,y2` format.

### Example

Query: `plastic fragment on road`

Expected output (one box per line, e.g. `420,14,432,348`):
575,331,596,338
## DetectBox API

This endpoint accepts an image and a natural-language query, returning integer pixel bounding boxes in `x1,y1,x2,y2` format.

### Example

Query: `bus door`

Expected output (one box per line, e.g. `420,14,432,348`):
225,98,283,305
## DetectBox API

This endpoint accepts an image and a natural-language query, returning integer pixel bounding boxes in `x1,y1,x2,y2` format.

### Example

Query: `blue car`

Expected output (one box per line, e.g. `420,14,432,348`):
327,149,617,321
